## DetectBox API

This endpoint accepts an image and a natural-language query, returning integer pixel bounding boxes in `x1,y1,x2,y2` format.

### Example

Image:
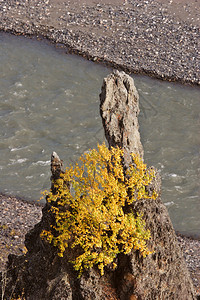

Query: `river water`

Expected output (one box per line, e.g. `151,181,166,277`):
0,33,199,237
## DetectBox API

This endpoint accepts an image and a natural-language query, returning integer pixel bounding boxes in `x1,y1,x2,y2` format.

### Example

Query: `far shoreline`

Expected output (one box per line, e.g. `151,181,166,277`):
1,28,199,87
0,0,199,86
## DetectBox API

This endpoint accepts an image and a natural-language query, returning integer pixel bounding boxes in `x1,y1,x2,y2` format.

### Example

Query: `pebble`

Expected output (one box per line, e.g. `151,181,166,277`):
0,194,42,271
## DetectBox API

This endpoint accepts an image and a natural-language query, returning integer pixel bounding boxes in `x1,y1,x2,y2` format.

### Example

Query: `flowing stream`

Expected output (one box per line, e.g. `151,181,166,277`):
0,32,199,237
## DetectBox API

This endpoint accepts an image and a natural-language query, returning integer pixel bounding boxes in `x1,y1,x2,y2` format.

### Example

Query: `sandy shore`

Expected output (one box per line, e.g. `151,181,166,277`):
0,0,199,85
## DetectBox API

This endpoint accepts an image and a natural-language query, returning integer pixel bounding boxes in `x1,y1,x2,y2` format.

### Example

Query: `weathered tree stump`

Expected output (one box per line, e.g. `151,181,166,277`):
0,71,196,300
100,70,144,168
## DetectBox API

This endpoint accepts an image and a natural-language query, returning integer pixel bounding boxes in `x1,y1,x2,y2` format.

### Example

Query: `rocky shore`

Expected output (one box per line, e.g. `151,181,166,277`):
0,0,199,85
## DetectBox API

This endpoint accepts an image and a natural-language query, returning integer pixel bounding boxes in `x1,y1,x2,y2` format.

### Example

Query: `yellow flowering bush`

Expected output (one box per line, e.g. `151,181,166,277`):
41,143,157,276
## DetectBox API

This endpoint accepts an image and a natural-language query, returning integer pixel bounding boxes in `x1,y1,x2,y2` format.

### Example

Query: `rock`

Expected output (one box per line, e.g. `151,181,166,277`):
0,71,196,300
100,70,144,169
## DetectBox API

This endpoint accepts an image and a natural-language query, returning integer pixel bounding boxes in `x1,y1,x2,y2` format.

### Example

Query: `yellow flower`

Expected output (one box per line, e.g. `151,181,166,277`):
41,143,157,276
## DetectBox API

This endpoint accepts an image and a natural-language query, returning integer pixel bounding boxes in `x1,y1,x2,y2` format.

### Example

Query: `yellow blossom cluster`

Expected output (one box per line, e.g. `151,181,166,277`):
41,143,157,276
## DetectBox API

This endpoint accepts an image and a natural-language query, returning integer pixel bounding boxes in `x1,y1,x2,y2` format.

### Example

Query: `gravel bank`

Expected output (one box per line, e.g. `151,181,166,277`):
0,0,199,85
0,194,200,296
0,194,42,272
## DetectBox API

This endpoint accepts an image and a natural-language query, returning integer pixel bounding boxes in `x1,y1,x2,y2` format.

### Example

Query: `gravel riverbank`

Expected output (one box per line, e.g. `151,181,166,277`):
0,0,199,85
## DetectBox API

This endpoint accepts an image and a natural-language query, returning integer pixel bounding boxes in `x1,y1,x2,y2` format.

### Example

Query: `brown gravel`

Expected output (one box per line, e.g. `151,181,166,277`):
177,234,200,296
0,193,200,296
0,194,42,272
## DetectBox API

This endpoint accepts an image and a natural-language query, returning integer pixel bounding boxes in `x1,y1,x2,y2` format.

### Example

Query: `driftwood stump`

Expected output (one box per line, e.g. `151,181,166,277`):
100,70,144,168
0,71,196,300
